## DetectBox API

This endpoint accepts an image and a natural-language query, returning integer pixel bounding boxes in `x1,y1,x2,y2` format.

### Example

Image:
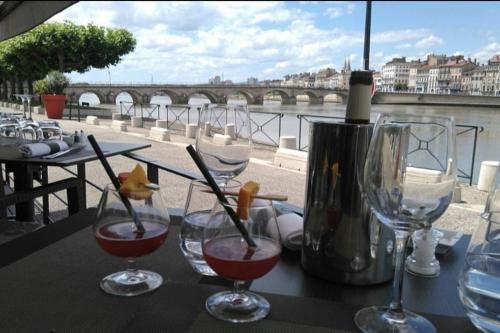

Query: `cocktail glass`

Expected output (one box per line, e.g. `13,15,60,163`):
94,184,170,296
203,198,281,323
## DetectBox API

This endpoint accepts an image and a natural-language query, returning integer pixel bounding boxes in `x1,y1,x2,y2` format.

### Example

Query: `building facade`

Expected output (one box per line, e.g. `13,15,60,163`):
381,57,410,92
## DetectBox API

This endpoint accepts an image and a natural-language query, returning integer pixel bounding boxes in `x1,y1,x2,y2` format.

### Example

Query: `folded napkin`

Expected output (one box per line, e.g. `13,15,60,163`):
276,213,303,251
19,140,69,158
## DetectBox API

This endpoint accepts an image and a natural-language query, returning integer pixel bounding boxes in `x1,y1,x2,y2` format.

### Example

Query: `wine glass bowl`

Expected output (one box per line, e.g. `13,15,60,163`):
179,178,241,276
195,104,252,182
355,113,456,333
203,198,281,323
94,184,170,296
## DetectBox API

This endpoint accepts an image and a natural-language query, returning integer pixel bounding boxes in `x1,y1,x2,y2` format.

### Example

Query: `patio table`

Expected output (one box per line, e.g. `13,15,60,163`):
0,207,479,332
0,140,151,223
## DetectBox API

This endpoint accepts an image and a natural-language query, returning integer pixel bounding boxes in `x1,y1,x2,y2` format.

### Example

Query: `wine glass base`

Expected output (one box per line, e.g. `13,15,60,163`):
406,262,440,278
354,306,436,333
100,270,163,297
189,262,218,276
206,290,270,323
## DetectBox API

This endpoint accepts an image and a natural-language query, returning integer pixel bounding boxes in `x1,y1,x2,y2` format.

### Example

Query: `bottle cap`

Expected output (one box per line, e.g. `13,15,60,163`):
349,70,373,86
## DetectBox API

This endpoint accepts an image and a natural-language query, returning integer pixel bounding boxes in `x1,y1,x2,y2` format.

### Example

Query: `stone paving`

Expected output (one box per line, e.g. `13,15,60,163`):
2,108,489,235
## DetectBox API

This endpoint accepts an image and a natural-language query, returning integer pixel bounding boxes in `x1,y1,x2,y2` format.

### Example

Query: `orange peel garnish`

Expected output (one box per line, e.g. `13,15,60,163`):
119,164,153,200
237,181,260,220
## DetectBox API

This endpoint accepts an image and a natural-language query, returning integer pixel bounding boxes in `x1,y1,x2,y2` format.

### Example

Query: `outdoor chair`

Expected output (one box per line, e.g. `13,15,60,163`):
0,176,85,224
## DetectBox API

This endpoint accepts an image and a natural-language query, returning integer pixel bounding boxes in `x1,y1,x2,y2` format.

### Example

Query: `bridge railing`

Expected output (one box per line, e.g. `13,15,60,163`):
165,105,198,132
295,114,483,186
119,101,161,125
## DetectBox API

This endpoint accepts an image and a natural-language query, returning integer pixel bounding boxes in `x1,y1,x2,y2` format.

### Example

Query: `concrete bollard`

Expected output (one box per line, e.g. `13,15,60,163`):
33,106,44,115
149,127,170,141
186,123,198,138
111,120,127,132
213,134,232,145
478,161,500,191
279,136,297,150
156,120,167,129
204,122,212,136
225,123,236,139
131,116,142,128
273,148,308,171
85,116,99,125
452,184,462,203
111,113,121,120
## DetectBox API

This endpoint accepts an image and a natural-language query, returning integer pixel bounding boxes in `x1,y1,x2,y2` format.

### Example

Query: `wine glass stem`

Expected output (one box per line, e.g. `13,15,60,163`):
388,230,411,319
233,280,244,295
127,257,138,273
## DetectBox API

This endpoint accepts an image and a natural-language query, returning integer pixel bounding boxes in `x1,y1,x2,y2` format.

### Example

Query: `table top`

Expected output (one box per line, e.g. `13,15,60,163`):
0,140,151,166
0,208,479,332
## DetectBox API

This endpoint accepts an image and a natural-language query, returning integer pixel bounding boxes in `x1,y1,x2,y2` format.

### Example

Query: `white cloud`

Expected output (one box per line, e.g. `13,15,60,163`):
326,7,343,18
373,29,430,44
473,42,500,63
414,35,443,49
396,43,412,49
48,1,447,83
324,1,356,19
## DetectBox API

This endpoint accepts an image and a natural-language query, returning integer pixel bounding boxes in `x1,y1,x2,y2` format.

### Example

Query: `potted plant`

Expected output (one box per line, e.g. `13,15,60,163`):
34,71,70,119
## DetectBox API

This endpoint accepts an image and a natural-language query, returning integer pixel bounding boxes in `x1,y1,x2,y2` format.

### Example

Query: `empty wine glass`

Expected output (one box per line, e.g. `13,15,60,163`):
354,113,456,333
94,184,170,296
195,104,252,184
179,178,241,276
203,198,281,323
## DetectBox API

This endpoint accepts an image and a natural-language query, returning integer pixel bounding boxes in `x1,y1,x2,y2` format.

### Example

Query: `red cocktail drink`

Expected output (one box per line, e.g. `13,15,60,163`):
95,221,168,258
203,236,280,281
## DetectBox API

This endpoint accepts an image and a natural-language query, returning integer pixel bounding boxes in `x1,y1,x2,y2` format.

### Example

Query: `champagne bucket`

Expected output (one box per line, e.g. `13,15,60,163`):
301,121,394,285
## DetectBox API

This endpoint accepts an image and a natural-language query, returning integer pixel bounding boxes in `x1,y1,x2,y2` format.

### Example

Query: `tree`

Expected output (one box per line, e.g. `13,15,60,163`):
394,83,408,91
0,21,136,97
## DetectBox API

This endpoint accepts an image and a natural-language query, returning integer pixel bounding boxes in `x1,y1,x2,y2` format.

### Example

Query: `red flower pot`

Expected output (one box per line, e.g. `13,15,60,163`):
42,95,66,119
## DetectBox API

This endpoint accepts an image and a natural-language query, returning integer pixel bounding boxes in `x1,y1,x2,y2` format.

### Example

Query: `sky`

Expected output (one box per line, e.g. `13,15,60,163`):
49,1,500,84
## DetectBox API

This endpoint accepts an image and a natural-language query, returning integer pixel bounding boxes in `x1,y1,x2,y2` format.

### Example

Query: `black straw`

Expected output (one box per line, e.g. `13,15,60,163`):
186,145,256,248
87,135,146,234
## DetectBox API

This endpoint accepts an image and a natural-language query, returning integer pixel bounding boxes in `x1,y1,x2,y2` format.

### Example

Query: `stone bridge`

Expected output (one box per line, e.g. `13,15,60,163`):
64,84,348,105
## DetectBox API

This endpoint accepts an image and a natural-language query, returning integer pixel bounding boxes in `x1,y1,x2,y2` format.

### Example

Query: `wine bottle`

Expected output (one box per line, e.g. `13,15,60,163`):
345,70,373,124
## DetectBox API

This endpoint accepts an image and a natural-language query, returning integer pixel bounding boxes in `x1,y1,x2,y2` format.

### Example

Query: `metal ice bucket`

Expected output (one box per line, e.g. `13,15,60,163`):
301,121,395,285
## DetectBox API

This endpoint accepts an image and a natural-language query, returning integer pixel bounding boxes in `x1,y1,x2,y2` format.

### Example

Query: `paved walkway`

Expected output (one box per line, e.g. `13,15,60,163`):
3,108,488,235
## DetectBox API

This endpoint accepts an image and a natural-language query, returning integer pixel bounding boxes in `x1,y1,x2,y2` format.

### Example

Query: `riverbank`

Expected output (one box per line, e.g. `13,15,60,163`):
372,92,500,108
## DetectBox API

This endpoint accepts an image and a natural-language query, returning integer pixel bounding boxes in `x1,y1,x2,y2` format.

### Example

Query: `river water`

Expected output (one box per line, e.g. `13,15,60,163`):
79,92,500,184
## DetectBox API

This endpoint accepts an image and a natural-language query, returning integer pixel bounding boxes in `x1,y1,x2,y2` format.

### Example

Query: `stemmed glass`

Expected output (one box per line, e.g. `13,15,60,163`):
195,104,252,184
354,113,456,333
94,184,170,296
203,199,281,323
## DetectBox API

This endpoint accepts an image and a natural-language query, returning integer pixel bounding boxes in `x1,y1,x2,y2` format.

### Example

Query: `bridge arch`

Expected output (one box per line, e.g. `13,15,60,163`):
264,89,293,104
188,90,218,104
115,90,141,104
298,90,323,104
73,90,105,105
232,90,254,104
152,90,181,105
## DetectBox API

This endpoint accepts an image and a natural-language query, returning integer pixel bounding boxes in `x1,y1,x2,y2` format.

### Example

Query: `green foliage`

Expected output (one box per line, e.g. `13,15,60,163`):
46,71,70,94
34,79,49,95
34,71,70,95
0,21,136,83
394,83,408,91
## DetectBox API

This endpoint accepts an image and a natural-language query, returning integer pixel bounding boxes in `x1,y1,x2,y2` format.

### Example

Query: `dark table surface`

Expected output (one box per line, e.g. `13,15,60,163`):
0,208,479,332
0,141,151,166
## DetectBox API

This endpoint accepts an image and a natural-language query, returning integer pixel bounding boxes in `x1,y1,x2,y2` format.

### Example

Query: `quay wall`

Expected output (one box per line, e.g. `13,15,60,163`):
373,92,500,108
